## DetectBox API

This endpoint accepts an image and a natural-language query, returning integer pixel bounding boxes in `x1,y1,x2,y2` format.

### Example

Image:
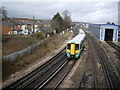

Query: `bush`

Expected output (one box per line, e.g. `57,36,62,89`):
31,32,45,39
2,36,11,43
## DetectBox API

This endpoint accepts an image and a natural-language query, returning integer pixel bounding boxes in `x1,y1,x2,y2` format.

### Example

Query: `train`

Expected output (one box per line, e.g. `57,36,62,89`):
66,29,85,59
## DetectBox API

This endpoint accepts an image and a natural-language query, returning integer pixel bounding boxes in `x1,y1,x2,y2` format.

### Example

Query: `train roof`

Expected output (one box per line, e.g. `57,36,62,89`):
79,29,85,34
67,29,85,44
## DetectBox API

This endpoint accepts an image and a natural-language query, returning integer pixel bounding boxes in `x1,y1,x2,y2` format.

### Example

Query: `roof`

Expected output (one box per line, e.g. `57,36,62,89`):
13,18,33,21
91,23,118,26
2,18,51,26
10,20,22,25
67,29,85,44
2,20,13,26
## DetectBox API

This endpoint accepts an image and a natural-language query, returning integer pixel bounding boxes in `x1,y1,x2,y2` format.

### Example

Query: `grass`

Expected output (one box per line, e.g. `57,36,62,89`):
2,33,45,56
2,31,71,81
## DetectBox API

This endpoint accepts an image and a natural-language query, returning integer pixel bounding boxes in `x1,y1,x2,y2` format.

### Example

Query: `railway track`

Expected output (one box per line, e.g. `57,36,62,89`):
106,41,120,59
86,36,98,89
32,57,68,89
105,41,120,83
2,48,69,89
3,47,76,89
2,24,79,90
86,33,119,89
106,41,120,52
42,59,76,89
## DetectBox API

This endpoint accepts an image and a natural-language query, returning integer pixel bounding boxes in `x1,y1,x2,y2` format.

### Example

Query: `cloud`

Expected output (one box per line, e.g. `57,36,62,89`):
2,0,120,2
2,2,118,24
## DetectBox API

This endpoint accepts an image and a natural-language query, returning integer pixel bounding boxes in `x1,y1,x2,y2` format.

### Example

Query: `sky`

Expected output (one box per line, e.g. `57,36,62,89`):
2,1,119,24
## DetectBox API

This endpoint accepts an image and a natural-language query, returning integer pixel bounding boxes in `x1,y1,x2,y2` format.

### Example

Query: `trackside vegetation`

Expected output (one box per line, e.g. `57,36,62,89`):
2,11,73,82
2,31,72,81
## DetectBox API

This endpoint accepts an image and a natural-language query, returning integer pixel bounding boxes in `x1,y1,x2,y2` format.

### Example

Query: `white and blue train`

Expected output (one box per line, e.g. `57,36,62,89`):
66,29,86,59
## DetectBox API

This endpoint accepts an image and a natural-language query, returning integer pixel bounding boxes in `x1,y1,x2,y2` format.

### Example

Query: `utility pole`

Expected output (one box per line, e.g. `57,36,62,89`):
33,16,35,33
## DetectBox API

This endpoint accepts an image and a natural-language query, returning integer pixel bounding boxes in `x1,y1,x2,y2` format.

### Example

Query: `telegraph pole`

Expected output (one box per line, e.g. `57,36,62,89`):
33,16,35,33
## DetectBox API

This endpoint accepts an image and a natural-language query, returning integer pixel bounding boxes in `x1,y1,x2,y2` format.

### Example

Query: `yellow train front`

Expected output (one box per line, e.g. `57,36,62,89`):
66,29,85,59
66,40,84,59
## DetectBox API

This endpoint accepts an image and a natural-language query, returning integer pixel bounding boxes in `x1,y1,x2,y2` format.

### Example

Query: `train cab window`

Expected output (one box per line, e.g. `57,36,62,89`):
67,44,71,49
75,44,79,50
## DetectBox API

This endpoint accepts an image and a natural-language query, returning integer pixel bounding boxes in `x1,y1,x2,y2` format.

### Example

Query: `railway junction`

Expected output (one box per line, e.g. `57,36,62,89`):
2,24,120,89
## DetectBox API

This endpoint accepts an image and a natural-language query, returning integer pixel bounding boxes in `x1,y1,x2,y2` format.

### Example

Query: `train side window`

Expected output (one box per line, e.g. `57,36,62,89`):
67,44,71,49
75,44,79,50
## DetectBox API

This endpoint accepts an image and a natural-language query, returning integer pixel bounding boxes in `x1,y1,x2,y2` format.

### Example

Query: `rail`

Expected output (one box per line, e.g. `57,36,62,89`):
2,47,66,89
106,41,120,52
86,32,119,89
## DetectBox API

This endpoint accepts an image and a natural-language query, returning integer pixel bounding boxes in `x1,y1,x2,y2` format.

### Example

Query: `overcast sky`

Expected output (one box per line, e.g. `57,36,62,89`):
2,2,118,24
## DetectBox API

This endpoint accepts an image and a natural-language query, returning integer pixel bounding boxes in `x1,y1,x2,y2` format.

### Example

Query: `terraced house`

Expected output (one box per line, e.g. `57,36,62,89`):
2,18,43,35
2,19,14,35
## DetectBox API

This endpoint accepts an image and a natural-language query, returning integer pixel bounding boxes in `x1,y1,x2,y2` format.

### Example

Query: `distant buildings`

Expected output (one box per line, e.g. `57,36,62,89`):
89,24,119,41
2,18,51,35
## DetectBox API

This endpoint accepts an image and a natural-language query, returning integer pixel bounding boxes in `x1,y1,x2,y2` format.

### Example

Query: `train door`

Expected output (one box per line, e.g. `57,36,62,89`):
105,29,114,41
71,43,75,55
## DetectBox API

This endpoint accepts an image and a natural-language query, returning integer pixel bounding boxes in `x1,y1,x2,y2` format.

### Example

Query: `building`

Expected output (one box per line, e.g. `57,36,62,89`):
13,18,34,34
2,18,51,35
89,24,119,41
11,19,23,34
2,20,14,35
118,26,120,41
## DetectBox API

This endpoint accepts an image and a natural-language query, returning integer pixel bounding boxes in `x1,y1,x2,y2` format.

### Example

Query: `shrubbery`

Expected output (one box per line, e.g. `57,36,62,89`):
31,32,45,39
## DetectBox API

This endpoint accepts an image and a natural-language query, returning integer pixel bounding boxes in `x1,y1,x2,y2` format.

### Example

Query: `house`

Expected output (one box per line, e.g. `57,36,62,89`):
2,18,52,35
2,20,14,35
10,19,23,34
89,24,119,41
17,20,28,35
10,18,34,35
34,20,44,33
13,18,33,34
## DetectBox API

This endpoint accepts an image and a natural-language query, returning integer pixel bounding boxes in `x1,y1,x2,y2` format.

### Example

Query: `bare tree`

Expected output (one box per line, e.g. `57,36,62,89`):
62,10,72,28
0,7,8,18
62,10,71,18
38,24,44,31
107,22,110,24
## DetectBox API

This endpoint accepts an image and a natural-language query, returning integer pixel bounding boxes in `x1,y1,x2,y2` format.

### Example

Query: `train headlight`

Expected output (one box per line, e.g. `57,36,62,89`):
75,50,80,54
67,50,70,53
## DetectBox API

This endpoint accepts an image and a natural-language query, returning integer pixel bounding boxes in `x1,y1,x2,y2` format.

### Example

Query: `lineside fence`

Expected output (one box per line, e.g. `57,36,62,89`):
3,29,73,61
3,39,46,61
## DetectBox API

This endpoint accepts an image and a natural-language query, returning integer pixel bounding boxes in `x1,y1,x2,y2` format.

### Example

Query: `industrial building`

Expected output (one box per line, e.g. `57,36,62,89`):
89,24,119,41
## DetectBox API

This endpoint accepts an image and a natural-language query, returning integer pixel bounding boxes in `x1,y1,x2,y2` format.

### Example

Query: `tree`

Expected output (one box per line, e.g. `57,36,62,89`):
0,7,8,18
107,22,110,24
111,22,115,25
52,12,64,33
62,10,71,19
106,22,115,25
62,10,72,28
38,24,44,31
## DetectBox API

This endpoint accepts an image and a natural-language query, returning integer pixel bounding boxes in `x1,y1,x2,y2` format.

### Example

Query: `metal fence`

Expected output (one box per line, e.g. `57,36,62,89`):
3,39,45,61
